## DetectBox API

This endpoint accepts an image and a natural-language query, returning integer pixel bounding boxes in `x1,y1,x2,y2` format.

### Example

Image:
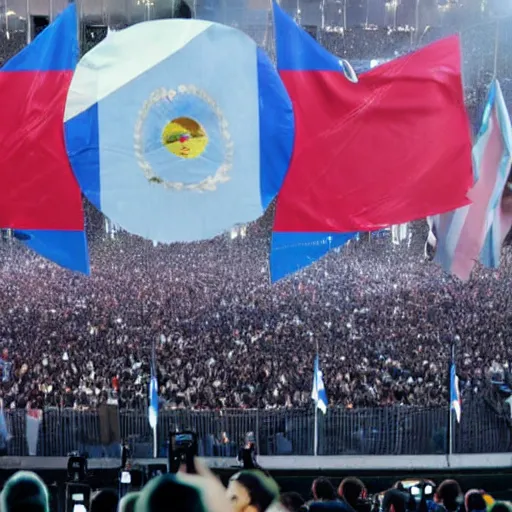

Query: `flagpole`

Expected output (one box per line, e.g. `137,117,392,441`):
151,337,158,459
26,0,31,44
448,340,455,461
314,397,318,456
153,425,157,458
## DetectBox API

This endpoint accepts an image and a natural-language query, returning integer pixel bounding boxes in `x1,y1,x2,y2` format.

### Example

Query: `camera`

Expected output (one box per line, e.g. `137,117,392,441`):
168,431,197,474
67,453,87,482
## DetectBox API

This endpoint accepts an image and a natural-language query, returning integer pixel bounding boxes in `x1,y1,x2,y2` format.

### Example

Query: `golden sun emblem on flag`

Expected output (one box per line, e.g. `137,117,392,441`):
134,85,234,192
161,117,209,159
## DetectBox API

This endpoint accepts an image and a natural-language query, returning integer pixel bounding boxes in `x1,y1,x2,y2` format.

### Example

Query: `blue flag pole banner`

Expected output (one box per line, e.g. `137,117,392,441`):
64,19,294,244
148,375,158,430
148,341,158,431
0,4,89,274
312,355,328,414
450,363,461,423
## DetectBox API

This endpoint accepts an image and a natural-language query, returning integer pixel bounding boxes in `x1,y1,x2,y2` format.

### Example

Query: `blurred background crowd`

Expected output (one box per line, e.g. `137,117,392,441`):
0,211,511,412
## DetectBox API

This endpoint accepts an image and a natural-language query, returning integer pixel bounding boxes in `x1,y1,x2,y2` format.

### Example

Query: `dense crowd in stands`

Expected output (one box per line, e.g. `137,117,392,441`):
2,464,511,512
0,3,510,413
0,211,511,412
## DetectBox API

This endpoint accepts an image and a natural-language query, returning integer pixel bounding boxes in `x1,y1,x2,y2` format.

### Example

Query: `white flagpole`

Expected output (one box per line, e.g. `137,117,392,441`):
151,336,158,459
26,0,32,44
314,400,318,456
49,0,53,23
448,341,455,462
314,338,319,456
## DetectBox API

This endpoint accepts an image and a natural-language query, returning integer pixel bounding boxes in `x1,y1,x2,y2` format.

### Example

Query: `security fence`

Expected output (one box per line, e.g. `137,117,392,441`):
3,401,511,457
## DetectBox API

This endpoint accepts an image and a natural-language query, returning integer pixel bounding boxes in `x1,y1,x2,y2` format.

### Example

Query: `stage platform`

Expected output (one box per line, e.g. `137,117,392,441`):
0,453,511,472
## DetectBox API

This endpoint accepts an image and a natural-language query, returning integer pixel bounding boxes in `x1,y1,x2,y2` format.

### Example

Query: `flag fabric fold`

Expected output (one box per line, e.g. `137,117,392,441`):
450,363,461,424
271,1,473,235
312,355,328,414
270,232,355,282
0,4,89,274
64,19,293,244
431,80,512,280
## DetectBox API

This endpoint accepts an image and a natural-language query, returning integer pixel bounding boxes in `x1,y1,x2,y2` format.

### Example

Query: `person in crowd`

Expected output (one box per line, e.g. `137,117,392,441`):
489,503,512,512
90,488,119,512
153,0,193,19
381,489,416,512
434,481,464,512
119,492,140,512
227,470,280,512
0,471,49,512
465,490,488,512
280,492,306,512
337,478,368,512
311,478,337,502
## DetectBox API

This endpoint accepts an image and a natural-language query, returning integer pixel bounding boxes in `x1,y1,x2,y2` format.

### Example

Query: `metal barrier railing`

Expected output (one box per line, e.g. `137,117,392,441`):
3,401,510,457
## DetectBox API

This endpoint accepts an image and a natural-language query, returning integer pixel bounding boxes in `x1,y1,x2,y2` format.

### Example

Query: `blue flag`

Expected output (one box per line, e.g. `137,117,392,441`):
148,348,158,430
311,355,328,414
450,363,461,423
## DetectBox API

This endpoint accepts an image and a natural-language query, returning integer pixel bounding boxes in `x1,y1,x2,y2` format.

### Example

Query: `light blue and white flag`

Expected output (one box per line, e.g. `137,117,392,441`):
64,19,293,243
148,345,158,430
450,363,461,423
429,80,512,280
312,355,328,414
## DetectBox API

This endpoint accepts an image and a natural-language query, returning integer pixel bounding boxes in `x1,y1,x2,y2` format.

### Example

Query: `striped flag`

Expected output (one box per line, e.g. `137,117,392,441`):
311,355,328,414
450,363,461,423
430,79,512,280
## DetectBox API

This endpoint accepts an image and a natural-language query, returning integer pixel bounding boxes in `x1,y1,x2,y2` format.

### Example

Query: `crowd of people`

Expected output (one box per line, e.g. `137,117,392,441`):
0,210,510,412
1,463,511,512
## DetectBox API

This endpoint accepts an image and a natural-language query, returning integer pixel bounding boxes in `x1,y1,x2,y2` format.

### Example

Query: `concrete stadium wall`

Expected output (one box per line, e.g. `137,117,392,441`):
0,453,511,471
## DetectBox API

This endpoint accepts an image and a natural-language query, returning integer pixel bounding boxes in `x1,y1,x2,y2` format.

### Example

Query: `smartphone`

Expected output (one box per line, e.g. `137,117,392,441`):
168,431,198,474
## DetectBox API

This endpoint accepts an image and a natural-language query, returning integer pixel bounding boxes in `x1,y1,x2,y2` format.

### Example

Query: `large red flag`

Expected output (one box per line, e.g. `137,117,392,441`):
272,1,473,234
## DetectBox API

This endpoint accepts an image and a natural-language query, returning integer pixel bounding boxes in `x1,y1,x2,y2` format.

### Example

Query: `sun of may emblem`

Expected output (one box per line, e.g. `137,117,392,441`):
134,85,234,192
161,117,209,159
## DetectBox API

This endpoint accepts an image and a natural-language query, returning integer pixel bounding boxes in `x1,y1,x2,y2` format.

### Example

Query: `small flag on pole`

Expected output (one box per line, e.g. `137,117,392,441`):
148,348,158,430
312,355,328,414
450,363,461,423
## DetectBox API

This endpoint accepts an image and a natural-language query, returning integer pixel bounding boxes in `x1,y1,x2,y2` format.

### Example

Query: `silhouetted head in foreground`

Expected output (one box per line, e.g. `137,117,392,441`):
119,492,140,512
1,471,49,512
227,470,280,512
154,0,193,19
90,488,119,512
135,474,205,512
